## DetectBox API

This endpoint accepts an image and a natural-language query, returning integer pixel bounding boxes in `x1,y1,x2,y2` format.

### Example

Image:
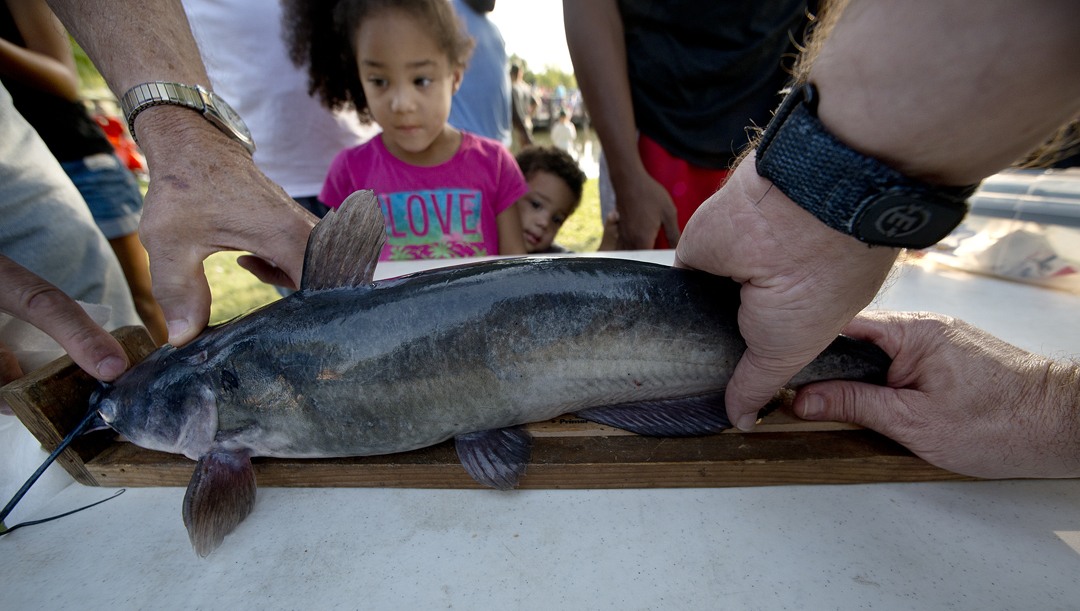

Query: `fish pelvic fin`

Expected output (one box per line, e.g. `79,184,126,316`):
182,450,256,558
300,189,386,291
455,427,532,491
575,392,739,437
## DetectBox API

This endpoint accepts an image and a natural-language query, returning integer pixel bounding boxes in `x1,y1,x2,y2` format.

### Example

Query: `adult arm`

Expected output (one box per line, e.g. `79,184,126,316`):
45,0,317,346
675,0,1080,430
0,255,128,414
563,0,679,249
794,311,1080,479
0,0,79,100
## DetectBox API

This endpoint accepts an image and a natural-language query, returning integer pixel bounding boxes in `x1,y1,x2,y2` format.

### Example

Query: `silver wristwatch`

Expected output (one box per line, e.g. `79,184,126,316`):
120,82,256,154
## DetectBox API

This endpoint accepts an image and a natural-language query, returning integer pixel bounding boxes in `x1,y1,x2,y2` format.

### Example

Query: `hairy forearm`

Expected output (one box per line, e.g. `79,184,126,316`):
44,1,238,180
562,0,642,186
1018,357,1080,477
45,0,211,95
810,0,1080,186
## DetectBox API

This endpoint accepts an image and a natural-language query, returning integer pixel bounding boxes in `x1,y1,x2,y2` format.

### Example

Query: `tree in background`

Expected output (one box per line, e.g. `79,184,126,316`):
509,54,576,90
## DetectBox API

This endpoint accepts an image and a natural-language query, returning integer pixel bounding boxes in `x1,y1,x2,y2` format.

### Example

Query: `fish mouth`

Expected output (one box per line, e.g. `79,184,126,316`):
81,412,114,435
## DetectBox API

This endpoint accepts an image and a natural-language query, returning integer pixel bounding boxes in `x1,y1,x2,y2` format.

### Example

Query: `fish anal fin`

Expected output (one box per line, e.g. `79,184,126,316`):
575,392,737,437
182,450,256,558
300,189,386,291
454,427,532,491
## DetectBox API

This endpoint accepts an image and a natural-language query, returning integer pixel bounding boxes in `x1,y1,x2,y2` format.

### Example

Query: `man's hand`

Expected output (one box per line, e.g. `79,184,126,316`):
134,107,317,346
793,311,1080,479
675,152,898,430
0,255,129,414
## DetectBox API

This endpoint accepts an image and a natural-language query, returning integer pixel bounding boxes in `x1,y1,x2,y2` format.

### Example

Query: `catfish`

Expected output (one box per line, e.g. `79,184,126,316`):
90,190,891,556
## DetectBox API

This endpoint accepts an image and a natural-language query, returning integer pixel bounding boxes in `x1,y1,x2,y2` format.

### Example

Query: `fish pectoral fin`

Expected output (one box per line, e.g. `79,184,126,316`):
575,392,738,437
300,189,386,291
454,427,532,491
182,450,257,558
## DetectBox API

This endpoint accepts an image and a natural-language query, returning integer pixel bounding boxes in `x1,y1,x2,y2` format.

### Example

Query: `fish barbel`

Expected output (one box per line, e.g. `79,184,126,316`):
90,190,891,556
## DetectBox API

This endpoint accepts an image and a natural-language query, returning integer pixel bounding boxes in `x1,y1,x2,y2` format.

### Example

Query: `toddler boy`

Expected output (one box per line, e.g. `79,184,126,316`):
514,146,587,253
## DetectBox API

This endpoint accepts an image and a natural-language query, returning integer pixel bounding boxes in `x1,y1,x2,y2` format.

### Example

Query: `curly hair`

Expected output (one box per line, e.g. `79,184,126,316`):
515,146,587,207
283,0,474,121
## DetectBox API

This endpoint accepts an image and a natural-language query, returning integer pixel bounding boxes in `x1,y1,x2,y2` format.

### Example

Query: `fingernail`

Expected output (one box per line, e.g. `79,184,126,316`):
97,356,128,379
736,413,757,431
801,393,824,418
167,319,189,343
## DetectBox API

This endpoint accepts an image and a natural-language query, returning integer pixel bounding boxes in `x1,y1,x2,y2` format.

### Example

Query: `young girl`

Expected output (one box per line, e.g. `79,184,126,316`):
287,0,527,260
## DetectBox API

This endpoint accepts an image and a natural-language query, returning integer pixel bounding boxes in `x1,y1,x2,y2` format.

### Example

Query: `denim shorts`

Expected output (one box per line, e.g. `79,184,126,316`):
60,153,144,239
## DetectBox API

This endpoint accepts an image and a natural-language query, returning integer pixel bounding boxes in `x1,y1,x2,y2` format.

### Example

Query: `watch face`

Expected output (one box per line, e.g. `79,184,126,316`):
205,91,253,141
853,190,967,248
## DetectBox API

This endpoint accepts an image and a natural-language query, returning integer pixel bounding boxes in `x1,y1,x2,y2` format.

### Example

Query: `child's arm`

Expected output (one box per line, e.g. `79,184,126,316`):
496,206,527,255
598,210,619,251
1,0,81,101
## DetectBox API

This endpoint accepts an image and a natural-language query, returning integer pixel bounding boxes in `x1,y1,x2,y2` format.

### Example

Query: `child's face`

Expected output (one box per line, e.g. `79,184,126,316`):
355,10,463,165
516,170,577,253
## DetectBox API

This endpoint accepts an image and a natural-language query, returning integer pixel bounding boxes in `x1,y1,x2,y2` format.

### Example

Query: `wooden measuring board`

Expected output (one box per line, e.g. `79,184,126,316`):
2,326,976,489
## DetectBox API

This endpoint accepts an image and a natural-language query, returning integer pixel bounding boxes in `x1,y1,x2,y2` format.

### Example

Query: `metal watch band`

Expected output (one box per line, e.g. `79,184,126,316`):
756,83,978,248
120,82,205,145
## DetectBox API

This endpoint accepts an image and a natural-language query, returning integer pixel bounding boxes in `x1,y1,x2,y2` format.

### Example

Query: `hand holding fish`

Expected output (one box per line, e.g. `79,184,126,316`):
47,0,318,348
132,107,317,346
793,311,1080,479
0,255,129,414
674,152,899,430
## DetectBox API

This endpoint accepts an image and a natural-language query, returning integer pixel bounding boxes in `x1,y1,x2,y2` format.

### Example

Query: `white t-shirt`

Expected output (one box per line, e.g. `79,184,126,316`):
551,120,577,154
182,0,379,198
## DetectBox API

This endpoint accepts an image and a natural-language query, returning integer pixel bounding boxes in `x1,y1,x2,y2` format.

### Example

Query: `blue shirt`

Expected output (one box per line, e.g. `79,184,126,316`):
448,0,512,146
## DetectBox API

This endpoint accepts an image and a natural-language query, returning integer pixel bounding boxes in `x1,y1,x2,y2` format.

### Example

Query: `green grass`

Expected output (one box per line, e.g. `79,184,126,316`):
556,178,602,252
204,252,282,325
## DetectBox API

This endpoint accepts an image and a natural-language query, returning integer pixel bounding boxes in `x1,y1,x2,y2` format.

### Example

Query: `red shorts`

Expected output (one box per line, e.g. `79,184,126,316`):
638,134,731,249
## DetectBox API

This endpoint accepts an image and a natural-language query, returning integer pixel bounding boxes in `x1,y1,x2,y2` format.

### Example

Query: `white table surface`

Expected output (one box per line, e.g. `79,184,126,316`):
3,251,1079,611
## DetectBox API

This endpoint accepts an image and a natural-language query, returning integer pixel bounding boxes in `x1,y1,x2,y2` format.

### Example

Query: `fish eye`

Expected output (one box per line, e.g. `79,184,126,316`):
221,369,240,392
97,397,117,423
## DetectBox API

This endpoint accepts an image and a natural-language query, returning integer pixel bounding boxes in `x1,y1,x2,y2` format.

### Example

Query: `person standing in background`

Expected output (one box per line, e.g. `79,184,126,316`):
447,0,511,147
550,109,576,156
509,62,534,150
566,0,812,249
183,0,378,219
0,0,166,344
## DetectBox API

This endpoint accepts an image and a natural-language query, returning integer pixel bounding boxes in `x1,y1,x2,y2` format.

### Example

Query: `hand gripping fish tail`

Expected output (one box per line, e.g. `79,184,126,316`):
87,189,892,556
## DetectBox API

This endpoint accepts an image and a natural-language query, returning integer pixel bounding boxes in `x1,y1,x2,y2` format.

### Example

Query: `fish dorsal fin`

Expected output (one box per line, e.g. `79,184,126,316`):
300,190,386,291
454,427,532,490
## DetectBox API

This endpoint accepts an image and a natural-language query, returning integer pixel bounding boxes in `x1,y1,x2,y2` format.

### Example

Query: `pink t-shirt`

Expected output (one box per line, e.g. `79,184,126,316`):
320,132,528,261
